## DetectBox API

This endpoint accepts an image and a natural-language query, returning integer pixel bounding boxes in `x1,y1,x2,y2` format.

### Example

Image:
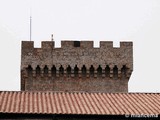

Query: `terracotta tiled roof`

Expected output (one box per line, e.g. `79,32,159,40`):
0,91,160,115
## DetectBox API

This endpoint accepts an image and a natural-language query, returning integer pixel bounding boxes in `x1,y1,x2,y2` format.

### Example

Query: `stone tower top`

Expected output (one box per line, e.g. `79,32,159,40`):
21,41,133,70
21,40,133,92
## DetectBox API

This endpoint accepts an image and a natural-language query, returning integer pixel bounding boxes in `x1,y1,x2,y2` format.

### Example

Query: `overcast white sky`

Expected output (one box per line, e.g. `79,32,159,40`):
0,0,160,92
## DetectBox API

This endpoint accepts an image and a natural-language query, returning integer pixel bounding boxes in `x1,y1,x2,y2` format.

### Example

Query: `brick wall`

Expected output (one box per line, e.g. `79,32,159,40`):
21,40,133,92
22,75,128,92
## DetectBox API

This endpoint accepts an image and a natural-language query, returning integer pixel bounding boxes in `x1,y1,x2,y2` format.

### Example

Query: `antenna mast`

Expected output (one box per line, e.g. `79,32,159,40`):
30,16,32,41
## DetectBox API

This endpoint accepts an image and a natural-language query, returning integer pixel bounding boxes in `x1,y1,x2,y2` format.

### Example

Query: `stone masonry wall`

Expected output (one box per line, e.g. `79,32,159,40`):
21,40,133,92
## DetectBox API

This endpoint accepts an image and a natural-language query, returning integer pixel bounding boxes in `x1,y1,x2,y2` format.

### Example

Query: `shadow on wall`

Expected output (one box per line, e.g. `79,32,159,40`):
26,64,128,79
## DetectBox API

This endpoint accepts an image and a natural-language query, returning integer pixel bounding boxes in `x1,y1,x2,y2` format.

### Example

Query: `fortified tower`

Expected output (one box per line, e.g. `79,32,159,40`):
21,40,133,92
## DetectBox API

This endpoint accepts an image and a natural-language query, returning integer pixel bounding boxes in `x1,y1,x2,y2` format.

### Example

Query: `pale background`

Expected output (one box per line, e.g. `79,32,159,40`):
0,0,160,92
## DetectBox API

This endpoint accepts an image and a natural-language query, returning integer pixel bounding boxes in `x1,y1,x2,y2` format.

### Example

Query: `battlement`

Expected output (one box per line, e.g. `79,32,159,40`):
21,40,133,92
22,40,133,49
21,40,133,69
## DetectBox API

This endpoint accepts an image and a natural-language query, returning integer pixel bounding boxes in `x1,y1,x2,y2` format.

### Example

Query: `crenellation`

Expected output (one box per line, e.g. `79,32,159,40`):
42,41,54,50
100,41,113,48
80,41,93,48
21,40,133,92
22,41,34,49
120,41,133,47
22,41,34,55
61,40,94,49
61,41,75,48
21,41,132,49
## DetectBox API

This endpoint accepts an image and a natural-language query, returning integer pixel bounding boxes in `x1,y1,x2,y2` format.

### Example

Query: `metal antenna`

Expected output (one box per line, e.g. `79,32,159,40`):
30,16,32,41
30,8,32,41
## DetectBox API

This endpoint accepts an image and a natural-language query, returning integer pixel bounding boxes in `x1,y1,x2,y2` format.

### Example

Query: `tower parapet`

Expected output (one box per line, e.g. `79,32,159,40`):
21,40,133,92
